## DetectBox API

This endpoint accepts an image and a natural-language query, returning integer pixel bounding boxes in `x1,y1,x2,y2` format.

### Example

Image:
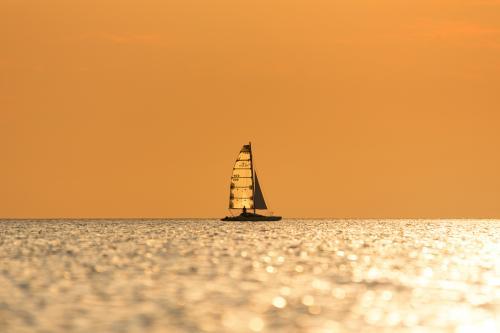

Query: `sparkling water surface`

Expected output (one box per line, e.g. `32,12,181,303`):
0,219,499,333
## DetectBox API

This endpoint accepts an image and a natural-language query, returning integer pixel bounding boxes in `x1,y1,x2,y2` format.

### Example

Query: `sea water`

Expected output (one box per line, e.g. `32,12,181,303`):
0,219,499,333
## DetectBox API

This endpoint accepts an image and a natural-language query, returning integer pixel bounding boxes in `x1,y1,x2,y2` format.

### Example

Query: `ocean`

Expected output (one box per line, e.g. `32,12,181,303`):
0,219,499,333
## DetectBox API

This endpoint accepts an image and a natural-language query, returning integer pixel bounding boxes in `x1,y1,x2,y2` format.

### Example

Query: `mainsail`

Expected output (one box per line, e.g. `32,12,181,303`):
229,143,268,210
229,144,254,209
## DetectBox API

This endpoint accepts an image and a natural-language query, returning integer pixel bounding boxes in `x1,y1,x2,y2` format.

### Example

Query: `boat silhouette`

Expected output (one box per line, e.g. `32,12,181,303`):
222,142,282,221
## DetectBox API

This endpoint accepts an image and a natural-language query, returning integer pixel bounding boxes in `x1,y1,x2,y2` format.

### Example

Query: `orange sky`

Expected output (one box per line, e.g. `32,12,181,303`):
2,0,500,218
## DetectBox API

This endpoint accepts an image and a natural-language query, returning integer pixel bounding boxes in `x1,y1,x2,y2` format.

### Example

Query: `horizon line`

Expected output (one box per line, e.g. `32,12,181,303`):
1,217,499,221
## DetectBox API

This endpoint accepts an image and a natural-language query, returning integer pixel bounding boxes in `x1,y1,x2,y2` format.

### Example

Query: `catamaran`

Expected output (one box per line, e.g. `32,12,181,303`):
221,143,282,221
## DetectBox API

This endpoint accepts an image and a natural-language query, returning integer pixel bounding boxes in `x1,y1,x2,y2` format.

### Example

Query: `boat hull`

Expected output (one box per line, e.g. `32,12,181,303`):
221,215,282,222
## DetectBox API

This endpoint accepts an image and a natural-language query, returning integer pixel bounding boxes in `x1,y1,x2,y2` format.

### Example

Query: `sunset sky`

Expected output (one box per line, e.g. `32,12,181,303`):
2,0,500,218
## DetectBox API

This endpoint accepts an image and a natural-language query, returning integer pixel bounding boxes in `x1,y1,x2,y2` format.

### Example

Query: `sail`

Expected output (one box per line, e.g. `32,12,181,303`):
253,172,268,209
229,144,254,209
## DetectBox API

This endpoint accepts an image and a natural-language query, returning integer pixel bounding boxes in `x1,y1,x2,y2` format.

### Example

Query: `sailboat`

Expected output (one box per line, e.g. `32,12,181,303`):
221,142,282,221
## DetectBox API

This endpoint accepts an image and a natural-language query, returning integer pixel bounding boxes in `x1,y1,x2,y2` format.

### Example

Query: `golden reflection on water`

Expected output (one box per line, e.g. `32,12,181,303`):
0,219,499,333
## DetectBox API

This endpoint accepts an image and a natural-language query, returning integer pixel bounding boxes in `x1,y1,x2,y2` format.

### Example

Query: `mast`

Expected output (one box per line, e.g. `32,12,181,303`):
249,141,256,214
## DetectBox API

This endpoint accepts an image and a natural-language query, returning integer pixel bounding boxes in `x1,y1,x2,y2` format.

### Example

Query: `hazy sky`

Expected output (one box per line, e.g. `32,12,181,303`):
2,0,500,218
